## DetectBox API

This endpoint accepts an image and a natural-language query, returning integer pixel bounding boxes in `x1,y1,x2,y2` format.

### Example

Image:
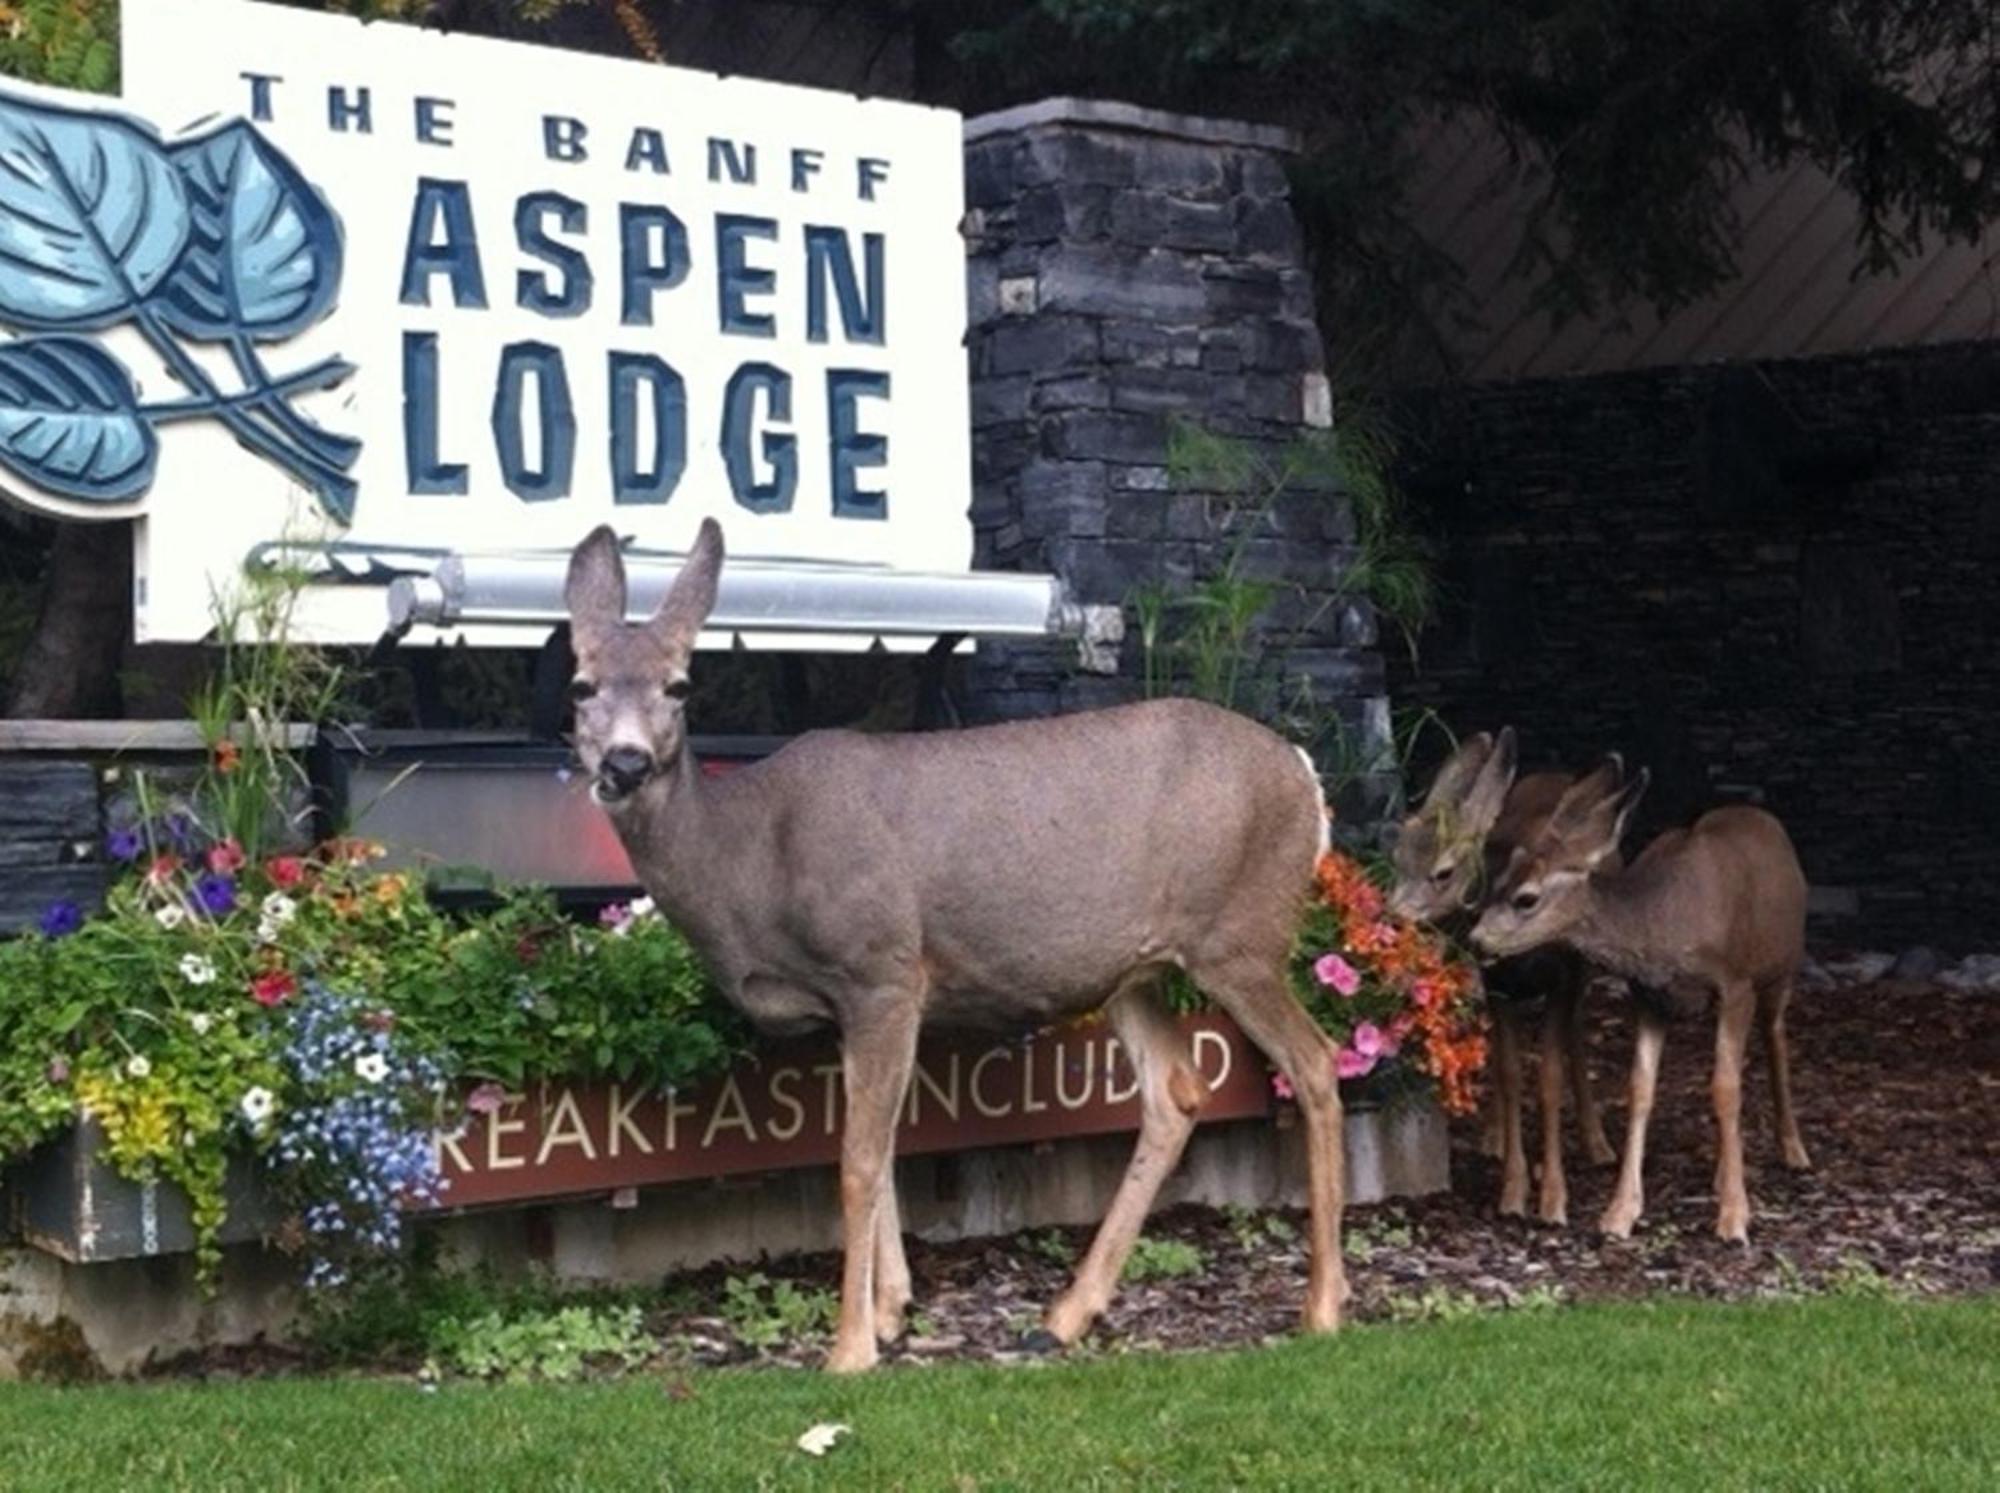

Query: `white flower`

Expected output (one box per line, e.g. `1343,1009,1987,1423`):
179,953,217,986
260,892,297,926
155,904,187,930
629,896,656,921
239,1086,275,1125
187,1012,213,1036
126,1054,152,1079
354,1052,390,1084
256,919,282,946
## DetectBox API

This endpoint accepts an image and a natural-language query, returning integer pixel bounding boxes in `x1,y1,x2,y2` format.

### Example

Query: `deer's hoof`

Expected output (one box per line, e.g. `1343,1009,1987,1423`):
1585,1138,1618,1167
1536,1194,1568,1228
1302,1299,1342,1335
1598,1203,1640,1241
1016,1327,1067,1356
824,1338,879,1375
1714,1211,1750,1245
1782,1142,1813,1172
1497,1187,1529,1218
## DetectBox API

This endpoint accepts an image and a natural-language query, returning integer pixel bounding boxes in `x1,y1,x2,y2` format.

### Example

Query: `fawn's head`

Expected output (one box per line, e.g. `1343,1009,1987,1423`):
1387,727,1518,923
1471,756,1649,958
563,517,724,806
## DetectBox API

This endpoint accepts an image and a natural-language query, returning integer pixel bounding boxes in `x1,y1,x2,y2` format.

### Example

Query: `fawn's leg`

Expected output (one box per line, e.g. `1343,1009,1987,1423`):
1564,977,1618,1165
1712,982,1755,1243
1760,978,1812,1171
1494,1002,1529,1216
1600,1010,1666,1240
1536,1009,1570,1225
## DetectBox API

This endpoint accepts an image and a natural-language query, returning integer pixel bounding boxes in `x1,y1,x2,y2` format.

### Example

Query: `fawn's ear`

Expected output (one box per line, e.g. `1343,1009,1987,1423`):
566,525,628,641
1550,756,1648,867
1417,731,1494,816
1458,725,1519,840
650,517,725,655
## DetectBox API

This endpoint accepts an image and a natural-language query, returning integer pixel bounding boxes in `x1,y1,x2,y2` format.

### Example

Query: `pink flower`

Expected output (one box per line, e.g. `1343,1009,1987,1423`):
1351,1021,1386,1060
1336,1046,1378,1081
466,1082,507,1115
206,839,246,875
1313,953,1363,997
598,902,631,929
1271,1072,1295,1102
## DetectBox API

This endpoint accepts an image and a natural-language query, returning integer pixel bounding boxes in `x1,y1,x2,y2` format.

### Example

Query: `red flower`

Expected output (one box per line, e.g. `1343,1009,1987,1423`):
265,855,306,890
206,839,246,875
251,969,298,1007
514,935,542,965
212,740,241,775
144,853,181,887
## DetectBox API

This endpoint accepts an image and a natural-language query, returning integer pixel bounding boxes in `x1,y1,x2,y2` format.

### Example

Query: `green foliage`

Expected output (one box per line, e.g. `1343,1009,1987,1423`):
428,1303,652,1383
1121,1235,1206,1283
950,3,2000,382
0,0,120,92
1026,1228,1077,1266
1342,1213,1414,1263
718,1272,837,1350
1221,1205,1296,1253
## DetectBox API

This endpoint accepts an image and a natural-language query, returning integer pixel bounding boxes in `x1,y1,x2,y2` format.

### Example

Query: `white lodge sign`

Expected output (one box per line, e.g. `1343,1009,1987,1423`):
0,0,971,642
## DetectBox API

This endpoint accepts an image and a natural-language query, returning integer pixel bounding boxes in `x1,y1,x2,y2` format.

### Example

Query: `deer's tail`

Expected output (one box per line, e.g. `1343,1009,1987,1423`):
1294,745,1331,861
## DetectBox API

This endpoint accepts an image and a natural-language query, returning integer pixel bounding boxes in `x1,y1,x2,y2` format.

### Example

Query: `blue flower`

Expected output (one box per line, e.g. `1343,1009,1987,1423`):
105,826,144,862
38,900,84,938
193,872,237,916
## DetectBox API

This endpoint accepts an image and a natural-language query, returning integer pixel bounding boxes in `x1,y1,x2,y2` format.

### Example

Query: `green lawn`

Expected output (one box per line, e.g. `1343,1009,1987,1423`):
1,1296,1995,1491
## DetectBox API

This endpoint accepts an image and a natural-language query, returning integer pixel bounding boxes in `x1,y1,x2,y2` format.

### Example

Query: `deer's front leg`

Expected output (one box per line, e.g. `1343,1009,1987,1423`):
826,1011,920,1375
1535,1011,1569,1225
1563,978,1617,1166
1600,1011,1665,1240
1493,1003,1529,1217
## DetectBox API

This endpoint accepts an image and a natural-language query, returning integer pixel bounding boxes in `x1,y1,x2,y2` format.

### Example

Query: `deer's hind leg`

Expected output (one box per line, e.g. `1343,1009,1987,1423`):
1759,976,1811,1172
873,1167,913,1343
1711,980,1756,1243
1199,956,1347,1334
1043,977,1204,1346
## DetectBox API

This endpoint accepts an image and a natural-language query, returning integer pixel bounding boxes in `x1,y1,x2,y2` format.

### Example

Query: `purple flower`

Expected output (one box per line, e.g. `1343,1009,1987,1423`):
105,826,144,862
194,873,237,917
47,1056,70,1084
37,900,83,938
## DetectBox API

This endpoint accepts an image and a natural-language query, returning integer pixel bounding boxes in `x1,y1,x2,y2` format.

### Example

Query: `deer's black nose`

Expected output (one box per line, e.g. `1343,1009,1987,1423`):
601,747,655,796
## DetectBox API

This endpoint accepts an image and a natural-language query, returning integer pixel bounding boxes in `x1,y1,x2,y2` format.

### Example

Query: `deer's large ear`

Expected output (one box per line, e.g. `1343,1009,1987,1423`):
1417,731,1493,816
650,517,724,654
1458,725,1519,838
566,525,628,639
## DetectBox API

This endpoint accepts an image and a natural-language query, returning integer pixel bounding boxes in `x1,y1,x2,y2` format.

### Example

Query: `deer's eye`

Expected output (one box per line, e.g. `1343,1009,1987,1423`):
1431,864,1455,885
664,678,692,701
1512,889,1542,913
567,679,597,704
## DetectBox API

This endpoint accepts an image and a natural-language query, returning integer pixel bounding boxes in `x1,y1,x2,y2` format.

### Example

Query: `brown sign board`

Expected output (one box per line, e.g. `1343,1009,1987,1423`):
433,1014,1274,1209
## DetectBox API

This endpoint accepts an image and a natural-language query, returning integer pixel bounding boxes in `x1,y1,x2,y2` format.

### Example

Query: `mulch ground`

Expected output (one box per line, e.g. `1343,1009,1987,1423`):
676,978,1999,1368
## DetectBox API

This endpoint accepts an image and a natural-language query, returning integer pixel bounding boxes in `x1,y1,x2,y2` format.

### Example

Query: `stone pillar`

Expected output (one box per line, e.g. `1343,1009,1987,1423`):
959,99,1390,812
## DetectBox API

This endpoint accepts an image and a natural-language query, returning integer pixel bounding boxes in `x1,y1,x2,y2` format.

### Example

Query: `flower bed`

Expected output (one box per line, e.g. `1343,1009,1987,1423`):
0,787,1483,1293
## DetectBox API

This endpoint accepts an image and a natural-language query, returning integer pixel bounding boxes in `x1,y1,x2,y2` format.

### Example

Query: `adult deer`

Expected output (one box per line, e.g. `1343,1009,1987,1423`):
564,518,1347,1373
1386,729,1617,1225
1470,760,1812,1242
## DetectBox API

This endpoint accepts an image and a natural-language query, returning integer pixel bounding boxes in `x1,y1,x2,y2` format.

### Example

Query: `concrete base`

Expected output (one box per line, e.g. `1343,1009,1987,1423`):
1,1104,1446,1375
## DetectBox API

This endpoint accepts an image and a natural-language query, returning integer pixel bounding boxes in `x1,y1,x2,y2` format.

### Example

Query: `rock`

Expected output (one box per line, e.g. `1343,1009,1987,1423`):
1825,952,1894,984
1889,947,1941,982
1938,953,2000,994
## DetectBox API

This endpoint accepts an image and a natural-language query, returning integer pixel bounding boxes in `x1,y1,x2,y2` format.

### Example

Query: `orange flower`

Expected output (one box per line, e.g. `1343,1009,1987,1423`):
212,739,241,775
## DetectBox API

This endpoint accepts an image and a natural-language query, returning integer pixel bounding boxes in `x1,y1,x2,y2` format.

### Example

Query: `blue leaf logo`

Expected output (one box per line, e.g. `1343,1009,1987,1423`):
0,94,190,328
0,336,157,500
155,121,341,341
0,88,359,524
